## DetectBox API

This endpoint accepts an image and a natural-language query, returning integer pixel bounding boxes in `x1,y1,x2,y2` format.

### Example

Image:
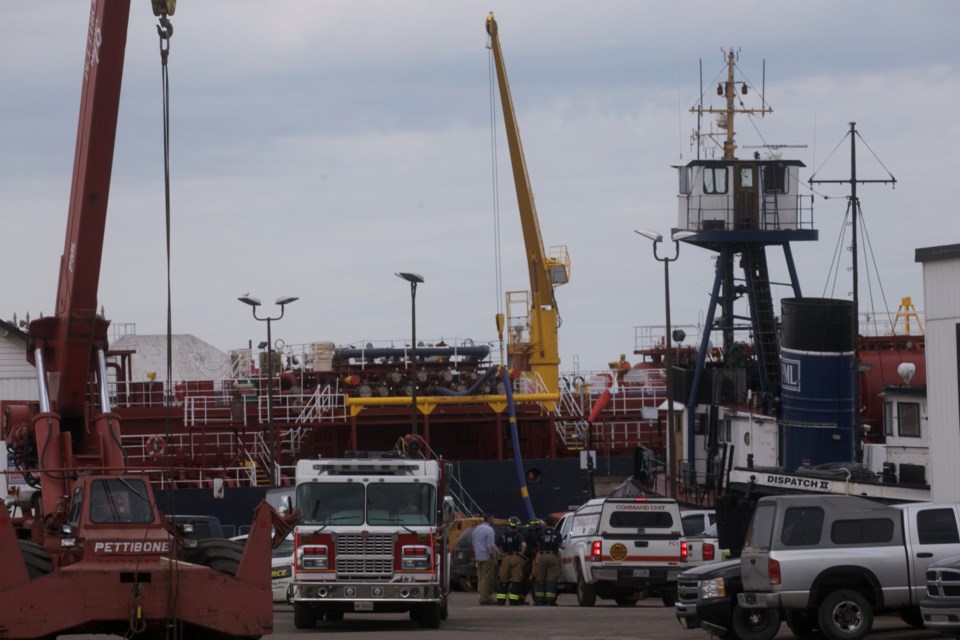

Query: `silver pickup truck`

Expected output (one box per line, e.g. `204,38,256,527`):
737,494,960,640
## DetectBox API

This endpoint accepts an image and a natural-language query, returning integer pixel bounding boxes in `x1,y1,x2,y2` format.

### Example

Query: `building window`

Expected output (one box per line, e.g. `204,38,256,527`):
898,402,921,438
703,167,728,194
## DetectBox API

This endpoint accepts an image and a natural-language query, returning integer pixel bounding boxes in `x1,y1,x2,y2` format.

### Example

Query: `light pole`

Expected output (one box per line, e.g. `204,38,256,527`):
395,273,424,436
238,294,298,487
635,230,693,498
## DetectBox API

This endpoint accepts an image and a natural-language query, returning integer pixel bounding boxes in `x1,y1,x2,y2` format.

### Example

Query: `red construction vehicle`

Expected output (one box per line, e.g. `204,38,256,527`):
0,2,292,638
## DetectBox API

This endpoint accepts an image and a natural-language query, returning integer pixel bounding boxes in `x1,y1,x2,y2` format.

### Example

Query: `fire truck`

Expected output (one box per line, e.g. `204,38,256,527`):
288,451,456,628
0,2,293,638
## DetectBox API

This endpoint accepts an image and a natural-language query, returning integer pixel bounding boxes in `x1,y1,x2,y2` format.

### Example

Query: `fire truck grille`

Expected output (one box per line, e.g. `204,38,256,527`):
335,534,394,576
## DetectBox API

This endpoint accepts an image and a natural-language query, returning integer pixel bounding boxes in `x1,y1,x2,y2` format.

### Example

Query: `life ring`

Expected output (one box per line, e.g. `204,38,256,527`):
146,435,166,460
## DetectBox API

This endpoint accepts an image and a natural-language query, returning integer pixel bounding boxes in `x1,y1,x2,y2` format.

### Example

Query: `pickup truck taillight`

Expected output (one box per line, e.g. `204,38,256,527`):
680,540,688,562
591,540,602,560
703,542,715,561
768,558,781,585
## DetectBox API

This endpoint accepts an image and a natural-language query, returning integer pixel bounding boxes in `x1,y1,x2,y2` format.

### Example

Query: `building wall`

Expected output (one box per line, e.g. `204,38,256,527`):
922,257,960,502
0,333,37,401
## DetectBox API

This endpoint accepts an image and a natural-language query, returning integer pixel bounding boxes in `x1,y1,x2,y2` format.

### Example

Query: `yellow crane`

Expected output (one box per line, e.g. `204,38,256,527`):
486,12,570,402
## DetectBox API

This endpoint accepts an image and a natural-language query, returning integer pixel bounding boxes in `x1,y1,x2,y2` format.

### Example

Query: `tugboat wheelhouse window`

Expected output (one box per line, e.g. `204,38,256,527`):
763,164,788,194
897,402,921,438
703,167,728,194
679,166,692,194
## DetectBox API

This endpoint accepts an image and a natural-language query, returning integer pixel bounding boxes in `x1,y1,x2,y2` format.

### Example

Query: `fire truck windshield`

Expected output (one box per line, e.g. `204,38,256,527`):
297,482,436,526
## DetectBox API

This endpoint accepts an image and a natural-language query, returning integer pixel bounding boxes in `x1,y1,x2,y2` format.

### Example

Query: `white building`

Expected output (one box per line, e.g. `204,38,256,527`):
916,243,960,502
0,319,37,401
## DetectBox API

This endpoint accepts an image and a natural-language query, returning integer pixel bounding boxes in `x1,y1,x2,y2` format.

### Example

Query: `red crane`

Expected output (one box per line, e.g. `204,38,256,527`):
0,3,294,638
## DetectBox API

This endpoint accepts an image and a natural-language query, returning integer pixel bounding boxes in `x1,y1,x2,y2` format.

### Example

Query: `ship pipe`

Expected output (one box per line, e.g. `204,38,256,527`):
501,366,537,521
587,389,611,423
335,346,490,360
345,392,559,408
434,365,500,396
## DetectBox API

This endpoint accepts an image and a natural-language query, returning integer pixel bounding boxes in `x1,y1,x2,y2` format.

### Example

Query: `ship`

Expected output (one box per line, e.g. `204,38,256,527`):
645,49,929,521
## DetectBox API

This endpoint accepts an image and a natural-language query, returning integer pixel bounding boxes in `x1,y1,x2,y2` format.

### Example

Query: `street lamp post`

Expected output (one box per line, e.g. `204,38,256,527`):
238,294,298,487
395,273,424,436
635,230,693,498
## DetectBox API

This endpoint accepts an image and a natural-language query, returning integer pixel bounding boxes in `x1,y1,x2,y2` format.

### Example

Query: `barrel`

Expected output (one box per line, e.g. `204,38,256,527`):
779,298,857,471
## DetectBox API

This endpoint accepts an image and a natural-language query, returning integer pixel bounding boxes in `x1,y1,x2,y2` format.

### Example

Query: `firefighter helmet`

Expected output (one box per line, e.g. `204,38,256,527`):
507,516,521,528
527,518,543,529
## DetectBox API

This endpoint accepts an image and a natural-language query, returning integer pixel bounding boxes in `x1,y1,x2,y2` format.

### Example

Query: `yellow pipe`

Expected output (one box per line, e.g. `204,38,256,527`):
345,393,559,408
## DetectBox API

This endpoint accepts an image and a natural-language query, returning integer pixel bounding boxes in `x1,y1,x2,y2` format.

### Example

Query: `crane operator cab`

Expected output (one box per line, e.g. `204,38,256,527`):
79,477,156,525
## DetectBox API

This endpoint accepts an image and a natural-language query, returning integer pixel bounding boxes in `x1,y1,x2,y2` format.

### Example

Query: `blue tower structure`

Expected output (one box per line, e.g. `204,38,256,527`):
672,51,816,469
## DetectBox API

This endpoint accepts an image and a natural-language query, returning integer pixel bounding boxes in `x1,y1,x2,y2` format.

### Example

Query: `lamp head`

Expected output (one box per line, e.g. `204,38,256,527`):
275,296,299,306
671,231,697,242
238,295,261,307
395,272,425,284
634,229,662,243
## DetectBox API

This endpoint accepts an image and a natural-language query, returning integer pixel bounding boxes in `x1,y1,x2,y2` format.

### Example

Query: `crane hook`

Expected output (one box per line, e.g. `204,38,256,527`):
157,16,174,42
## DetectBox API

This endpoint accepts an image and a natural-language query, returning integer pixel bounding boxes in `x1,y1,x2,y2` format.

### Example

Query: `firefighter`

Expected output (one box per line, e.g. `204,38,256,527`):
496,516,527,605
522,518,543,603
532,520,561,606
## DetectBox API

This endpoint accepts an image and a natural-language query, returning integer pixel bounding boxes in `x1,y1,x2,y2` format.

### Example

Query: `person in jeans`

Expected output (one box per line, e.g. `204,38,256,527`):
472,513,499,605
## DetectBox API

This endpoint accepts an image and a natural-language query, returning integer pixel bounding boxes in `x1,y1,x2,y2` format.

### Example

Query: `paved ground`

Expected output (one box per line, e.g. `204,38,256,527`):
266,591,943,640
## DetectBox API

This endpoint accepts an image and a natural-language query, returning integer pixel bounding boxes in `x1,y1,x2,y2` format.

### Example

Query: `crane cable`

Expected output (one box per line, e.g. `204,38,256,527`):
156,13,184,640
487,41,505,365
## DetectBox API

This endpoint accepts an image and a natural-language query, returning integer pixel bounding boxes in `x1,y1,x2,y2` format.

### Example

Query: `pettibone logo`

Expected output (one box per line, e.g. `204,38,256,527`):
764,474,829,490
93,541,171,554
609,543,628,561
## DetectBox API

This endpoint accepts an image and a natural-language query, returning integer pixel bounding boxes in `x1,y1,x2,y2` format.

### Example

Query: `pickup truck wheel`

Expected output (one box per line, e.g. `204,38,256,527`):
614,596,638,607
660,588,677,607
293,603,317,629
682,618,699,629
899,607,924,629
817,590,873,640
785,610,823,639
731,603,781,640
575,564,597,607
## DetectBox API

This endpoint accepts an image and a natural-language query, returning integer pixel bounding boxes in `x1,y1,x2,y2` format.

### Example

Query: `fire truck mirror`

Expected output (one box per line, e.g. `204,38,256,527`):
280,495,293,516
442,496,456,524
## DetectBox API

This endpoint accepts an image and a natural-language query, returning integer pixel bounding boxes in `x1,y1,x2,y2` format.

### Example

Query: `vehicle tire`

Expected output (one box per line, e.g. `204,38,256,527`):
575,563,596,607
682,617,699,629
660,588,677,607
417,603,441,629
440,602,449,621
817,590,873,640
731,603,782,640
193,540,243,576
899,606,924,629
614,595,638,607
785,610,824,639
325,611,344,622
293,603,317,629
19,540,53,579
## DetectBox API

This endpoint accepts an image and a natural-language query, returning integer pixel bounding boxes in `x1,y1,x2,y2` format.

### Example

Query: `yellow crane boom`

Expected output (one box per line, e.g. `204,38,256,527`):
486,12,569,400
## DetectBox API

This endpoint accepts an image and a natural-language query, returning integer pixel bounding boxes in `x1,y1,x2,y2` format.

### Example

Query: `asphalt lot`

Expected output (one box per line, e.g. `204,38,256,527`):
267,591,944,640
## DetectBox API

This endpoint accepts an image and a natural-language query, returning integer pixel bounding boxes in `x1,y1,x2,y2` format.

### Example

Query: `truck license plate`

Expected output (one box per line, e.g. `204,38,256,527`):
632,569,650,577
354,601,374,611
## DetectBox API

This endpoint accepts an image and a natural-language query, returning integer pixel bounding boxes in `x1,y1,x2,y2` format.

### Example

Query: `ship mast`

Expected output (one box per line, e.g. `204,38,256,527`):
692,49,772,160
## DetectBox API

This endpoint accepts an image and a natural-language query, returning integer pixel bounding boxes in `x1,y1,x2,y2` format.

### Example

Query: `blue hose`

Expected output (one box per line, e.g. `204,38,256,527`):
501,366,536,521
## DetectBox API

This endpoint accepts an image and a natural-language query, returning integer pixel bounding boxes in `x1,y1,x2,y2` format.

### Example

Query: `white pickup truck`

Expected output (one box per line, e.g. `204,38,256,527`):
557,496,687,607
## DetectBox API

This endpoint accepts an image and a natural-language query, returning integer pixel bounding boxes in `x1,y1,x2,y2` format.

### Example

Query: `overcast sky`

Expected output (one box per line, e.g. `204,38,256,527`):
1,1,957,375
